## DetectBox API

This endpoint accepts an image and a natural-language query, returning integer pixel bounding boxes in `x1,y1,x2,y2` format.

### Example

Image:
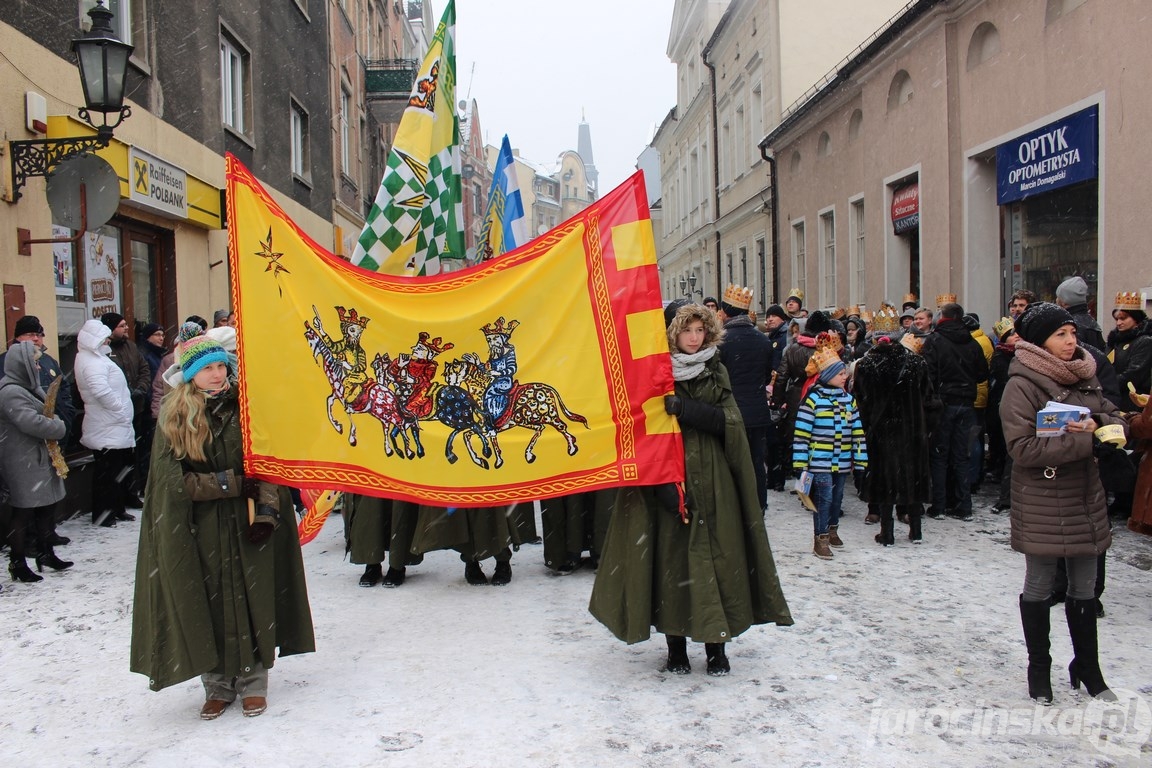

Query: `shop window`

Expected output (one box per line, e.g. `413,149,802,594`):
848,109,863,142
887,70,913,112
967,22,1001,70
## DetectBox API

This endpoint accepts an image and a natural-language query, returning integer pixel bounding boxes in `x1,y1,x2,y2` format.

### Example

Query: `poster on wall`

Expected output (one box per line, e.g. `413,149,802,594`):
51,226,75,297
84,230,121,320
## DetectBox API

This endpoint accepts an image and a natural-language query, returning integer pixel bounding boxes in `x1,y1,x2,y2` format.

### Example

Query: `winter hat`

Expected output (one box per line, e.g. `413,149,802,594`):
817,358,847,385
100,312,124,332
764,304,789,323
1016,301,1074,346
177,321,205,348
213,309,231,327
663,298,691,328
206,326,238,353
993,317,1016,343
139,322,163,344
179,335,229,382
13,315,44,337
805,309,832,335
961,313,980,331
1055,276,1088,306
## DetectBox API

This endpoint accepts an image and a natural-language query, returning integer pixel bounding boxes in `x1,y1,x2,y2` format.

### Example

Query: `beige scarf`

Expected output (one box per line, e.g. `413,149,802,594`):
1014,340,1096,385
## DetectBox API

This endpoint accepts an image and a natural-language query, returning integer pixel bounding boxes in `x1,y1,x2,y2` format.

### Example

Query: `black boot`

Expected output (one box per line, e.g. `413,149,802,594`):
705,642,730,676
9,559,42,583
907,510,922,543
381,567,406,587
358,563,383,587
665,635,690,675
464,560,487,585
1019,595,1053,705
1065,598,1117,701
875,513,895,546
35,549,73,572
490,560,512,586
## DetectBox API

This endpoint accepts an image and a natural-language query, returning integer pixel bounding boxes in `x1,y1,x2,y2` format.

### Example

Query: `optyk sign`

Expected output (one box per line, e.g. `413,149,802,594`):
996,106,1097,205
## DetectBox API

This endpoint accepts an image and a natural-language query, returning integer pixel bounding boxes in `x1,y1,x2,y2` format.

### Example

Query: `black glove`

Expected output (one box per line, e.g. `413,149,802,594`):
651,482,689,523
247,520,275,545
676,397,725,436
241,475,261,501
664,395,682,416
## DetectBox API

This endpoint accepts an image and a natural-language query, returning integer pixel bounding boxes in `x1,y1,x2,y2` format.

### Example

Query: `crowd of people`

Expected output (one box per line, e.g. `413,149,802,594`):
2,276,1150,716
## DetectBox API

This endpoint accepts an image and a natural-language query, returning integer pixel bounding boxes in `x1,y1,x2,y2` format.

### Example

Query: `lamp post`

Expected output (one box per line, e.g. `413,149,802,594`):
8,0,133,202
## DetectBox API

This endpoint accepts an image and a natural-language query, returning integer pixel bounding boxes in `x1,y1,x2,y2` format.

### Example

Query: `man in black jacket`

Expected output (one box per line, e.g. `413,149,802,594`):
921,302,988,521
718,286,774,509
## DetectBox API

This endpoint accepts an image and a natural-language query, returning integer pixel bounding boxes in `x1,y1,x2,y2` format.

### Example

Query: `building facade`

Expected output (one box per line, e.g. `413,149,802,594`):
758,0,1152,325
654,0,908,312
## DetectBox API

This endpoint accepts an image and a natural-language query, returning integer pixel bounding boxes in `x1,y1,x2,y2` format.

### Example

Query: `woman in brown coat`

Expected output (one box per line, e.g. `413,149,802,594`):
1000,302,1125,704
1127,389,1152,535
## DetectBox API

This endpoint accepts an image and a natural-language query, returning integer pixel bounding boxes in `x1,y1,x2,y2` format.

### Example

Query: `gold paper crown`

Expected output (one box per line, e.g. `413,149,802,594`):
722,284,754,311
859,309,874,324
901,333,925,354
787,287,805,302
936,293,958,308
481,316,520,338
336,306,370,329
992,316,1015,342
902,293,918,305
1114,291,1143,312
872,304,900,333
805,332,844,376
830,306,846,320
846,305,862,318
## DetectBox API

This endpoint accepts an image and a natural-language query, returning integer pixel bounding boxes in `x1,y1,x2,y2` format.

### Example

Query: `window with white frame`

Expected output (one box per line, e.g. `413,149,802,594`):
220,32,249,134
340,87,351,175
819,210,836,307
739,245,748,286
735,104,746,172
792,220,807,300
851,199,865,304
290,100,309,178
726,252,734,285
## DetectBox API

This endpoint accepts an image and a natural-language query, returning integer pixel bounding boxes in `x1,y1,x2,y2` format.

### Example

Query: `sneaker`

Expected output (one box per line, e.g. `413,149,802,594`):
947,509,974,522
381,567,406,587
358,564,383,587
926,507,945,520
464,561,487,585
490,560,512,586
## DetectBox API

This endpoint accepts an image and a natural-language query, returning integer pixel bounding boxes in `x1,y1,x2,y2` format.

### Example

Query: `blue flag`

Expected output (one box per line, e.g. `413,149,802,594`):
478,135,528,261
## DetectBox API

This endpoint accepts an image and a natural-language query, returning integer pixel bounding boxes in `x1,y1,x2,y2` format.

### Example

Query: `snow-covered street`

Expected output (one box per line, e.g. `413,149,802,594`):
2,485,1150,767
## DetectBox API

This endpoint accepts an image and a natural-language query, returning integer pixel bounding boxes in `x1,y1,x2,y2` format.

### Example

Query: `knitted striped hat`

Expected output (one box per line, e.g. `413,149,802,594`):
177,321,205,347
180,335,229,382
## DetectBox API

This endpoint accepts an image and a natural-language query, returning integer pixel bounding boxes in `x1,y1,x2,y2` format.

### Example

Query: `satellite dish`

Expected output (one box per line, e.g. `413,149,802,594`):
46,152,121,231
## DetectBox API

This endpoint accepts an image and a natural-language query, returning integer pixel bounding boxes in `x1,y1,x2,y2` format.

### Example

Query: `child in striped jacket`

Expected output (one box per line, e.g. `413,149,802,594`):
792,334,868,559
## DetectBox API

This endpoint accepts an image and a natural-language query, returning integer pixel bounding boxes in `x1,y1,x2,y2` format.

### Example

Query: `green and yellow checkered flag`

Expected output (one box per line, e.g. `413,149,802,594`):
351,0,463,276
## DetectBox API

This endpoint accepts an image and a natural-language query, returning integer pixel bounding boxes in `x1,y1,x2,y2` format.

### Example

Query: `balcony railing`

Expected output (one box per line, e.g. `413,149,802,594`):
364,58,418,99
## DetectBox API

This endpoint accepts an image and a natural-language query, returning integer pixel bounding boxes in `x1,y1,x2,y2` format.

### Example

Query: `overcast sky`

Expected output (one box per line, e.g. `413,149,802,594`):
454,1,678,195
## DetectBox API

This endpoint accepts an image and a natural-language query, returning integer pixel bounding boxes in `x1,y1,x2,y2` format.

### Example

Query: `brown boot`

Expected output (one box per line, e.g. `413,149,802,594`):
827,525,844,548
813,534,833,560
199,699,231,720
242,696,268,717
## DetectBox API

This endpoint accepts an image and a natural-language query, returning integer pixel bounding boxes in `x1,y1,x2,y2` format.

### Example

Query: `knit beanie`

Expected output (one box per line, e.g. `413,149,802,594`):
180,336,229,382
1015,301,1074,346
817,358,847,385
213,308,231,327
14,315,44,337
101,312,124,332
139,322,163,344
805,310,832,335
1055,276,1088,306
177,321,205,348
765,304,789,323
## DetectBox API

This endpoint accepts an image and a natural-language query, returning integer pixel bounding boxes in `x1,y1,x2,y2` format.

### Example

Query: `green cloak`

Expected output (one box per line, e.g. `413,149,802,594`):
130,388,315,691
589,356,793,643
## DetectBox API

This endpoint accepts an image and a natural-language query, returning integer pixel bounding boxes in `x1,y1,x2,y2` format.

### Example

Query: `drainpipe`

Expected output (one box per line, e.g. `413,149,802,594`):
762,150,780,304
702,39,722,299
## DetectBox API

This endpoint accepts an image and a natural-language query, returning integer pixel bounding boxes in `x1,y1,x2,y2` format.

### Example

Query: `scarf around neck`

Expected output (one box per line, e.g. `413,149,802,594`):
671,344,718,381
1014,339,1096,385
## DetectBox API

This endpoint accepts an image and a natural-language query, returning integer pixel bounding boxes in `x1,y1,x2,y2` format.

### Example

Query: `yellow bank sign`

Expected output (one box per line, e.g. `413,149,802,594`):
129,147,188,218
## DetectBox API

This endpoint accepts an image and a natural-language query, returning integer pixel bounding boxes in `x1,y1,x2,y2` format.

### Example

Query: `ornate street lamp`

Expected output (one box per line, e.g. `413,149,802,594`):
688,273,698,295
8,0,134,201
679,276,688,296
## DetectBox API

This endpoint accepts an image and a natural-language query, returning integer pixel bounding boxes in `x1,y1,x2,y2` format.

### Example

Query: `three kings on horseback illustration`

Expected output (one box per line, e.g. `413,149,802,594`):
305,306,588,469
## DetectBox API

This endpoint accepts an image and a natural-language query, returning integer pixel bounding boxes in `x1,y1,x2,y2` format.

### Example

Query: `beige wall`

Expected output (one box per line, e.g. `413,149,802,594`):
767,0,1152,327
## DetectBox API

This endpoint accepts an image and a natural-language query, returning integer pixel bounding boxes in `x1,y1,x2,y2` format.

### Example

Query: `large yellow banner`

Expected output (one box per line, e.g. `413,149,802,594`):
226,154,683,506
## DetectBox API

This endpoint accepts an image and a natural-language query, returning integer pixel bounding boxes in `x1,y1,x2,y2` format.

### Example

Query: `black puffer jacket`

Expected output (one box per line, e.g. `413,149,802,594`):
1107,323,1152,407
921,319,988,406
719,315,774,428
